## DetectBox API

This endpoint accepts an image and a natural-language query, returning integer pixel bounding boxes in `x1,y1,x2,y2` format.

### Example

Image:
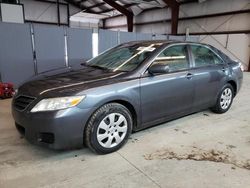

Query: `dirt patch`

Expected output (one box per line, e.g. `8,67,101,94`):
0,160,18,167
144,147,250,170
129,137,139,143
226,145,236,149
173,129,188,134
0,150,15,156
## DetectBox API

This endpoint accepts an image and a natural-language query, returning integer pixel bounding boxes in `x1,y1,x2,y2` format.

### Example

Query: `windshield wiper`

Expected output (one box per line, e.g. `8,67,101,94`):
81,63,110,71
81,63,129,72
90,65,110,71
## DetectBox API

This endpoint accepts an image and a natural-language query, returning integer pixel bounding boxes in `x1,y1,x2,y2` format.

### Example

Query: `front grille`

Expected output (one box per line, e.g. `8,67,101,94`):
38,133,55,144
14,95,36,111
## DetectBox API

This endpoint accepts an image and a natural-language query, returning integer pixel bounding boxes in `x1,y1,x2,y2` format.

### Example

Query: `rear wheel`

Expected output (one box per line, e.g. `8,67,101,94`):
85,103,132,154
211,84,234,114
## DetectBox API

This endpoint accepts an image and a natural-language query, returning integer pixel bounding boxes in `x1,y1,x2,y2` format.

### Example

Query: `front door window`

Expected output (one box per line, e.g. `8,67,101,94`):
153,45,189,72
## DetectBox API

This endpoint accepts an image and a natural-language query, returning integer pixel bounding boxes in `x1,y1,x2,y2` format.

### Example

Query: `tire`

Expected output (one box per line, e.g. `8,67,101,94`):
211,83,234,114
85,103,133,154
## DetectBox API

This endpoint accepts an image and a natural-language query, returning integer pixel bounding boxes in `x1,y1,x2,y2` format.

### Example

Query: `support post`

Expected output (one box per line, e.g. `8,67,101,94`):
171,4,179,35
67,3,70,26
56,0,60,26
103,0,134,32
127,14,133,32
163,0,179,35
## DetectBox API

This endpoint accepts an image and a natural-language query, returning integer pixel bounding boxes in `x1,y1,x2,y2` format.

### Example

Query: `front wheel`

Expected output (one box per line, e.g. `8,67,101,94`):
211,84,234,114
85,103,133,154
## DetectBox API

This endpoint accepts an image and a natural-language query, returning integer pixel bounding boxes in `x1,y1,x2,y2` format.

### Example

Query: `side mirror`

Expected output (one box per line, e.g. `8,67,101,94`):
80,62,87,66
148,64,170,74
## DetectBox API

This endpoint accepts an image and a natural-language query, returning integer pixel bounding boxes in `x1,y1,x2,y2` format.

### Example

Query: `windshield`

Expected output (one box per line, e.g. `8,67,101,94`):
86,43,163,72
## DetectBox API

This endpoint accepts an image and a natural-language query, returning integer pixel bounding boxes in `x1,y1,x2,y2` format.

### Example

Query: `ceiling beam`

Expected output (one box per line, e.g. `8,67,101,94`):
103,0,133,17
84,2,107,12
103,0,134,32
162,0,180,35
84,0,119,12
181,0,198,4
104,9,250,31
84,0,195,13
102,0,198,20
96,3,139,14
65,0,106,15
64,0,81,9
163,0,179,7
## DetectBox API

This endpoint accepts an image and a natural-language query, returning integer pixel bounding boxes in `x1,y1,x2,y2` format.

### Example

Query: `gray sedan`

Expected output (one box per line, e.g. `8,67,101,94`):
12,41,243,154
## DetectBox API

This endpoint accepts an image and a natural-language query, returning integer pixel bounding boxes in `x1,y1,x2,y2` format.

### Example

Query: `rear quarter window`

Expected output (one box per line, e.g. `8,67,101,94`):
191,45,224,67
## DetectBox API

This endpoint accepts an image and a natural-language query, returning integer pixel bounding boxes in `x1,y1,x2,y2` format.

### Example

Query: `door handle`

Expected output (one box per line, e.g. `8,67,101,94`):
186,73,193,80
222,67,226,72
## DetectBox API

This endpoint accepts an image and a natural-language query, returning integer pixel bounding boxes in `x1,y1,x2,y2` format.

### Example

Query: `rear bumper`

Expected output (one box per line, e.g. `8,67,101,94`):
237,76,243,94
12,105,93,150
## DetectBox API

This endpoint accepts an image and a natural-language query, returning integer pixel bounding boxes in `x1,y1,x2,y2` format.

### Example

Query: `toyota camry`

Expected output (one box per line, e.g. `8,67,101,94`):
12,41,243,154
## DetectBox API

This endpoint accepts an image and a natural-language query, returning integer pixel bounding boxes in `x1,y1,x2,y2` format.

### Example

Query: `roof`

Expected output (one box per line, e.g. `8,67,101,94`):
66,0,199,17
124,40,200,44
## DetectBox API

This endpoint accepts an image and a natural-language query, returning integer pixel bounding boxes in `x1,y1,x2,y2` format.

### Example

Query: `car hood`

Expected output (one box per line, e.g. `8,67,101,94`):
18,66,125,97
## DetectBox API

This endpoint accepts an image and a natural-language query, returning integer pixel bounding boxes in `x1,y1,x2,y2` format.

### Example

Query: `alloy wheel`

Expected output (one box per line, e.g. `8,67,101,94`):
220,88,232,110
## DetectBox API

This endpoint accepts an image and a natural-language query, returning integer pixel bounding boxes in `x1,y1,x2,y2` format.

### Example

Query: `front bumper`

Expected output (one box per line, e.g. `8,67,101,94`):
12,104,94,150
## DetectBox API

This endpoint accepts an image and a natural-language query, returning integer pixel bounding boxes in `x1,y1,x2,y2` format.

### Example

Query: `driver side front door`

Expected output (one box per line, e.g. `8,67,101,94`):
140,44,195,127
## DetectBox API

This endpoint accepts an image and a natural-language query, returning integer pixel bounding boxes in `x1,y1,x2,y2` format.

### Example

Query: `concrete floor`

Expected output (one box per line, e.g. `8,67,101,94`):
1,73,250,188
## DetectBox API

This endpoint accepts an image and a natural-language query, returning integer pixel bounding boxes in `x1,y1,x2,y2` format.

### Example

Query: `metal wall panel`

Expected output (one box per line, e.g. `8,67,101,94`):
154,34,168,40
0,23,34,86
168,35,186,41
98,29,118,53
186,36,199,42
136,33,152,41
33,24,66,73
168,35,199,42
120,31,137,43
67,28,92,66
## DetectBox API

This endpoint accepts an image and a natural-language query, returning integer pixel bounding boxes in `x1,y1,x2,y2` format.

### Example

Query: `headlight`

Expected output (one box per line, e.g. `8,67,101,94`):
14,89,18,96
31,96,85,112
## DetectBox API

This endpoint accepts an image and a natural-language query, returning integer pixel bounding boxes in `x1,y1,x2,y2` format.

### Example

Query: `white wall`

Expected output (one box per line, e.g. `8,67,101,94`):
0,3,24,23
70,18,100,29
178,2,250,34
105,0,250,34
14,0,250,68
20,0,80,24
197,34,250,70
104,0,250,68
17,0,104,29
182,0,250,69
69,12,105,29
